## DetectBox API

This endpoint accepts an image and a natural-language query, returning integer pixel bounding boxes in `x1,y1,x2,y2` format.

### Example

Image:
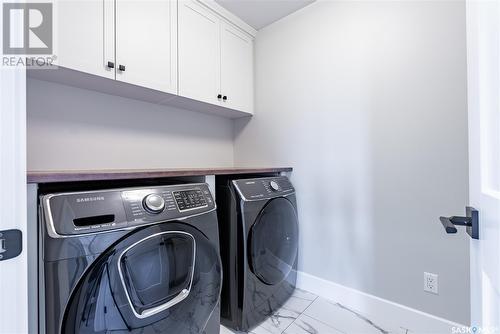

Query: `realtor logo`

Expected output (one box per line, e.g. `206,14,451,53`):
3,3,53,55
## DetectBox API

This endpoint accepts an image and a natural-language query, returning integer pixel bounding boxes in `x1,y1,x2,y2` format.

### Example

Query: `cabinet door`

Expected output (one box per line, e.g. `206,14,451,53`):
115,0,177,94
178,1,221,105
55,0,115,79
220,22,253,113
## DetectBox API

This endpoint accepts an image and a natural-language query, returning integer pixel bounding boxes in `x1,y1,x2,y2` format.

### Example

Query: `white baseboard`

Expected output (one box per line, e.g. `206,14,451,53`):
296,271,467,333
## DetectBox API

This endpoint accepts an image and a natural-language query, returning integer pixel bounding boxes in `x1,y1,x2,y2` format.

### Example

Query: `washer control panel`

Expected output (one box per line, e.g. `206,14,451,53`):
233,176,295,201
42,183,215,237
173,189,208,211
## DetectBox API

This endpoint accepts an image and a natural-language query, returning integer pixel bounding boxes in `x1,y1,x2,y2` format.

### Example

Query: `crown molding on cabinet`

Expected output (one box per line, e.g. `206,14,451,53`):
198,0,258,38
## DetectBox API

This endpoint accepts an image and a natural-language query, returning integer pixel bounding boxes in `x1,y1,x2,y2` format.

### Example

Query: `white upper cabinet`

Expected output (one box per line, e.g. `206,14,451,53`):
55,0,115,79
178,1,254,113
115,0,177,94
48,0,255,117
178,1,221,106
220,22,253,113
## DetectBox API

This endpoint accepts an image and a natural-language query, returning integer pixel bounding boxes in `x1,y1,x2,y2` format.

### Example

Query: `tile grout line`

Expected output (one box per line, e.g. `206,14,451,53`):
298,296,349,334
332,302,389,334
299,295,319,318
299,313,348,334
280,295,319,334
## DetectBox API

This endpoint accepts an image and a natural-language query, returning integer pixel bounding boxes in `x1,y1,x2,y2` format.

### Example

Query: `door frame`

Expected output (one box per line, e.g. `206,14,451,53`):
466,0,500,328
0,19,28,334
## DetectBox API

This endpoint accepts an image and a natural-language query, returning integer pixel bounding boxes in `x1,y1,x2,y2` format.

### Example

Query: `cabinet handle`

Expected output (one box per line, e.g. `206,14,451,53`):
118,64,126,72
107,61,115,69
222,95,227,101
217,94,222,99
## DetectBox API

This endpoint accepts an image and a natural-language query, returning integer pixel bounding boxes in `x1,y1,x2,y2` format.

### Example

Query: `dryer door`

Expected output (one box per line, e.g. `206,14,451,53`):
248,198,299,285
61,222,221,333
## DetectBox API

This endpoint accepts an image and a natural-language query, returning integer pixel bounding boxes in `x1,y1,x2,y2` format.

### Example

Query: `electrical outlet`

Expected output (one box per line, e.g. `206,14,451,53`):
424,272,438,294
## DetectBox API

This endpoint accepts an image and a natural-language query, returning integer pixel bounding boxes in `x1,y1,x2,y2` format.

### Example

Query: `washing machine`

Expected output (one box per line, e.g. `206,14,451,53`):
216,176,299,331
39,183,222,334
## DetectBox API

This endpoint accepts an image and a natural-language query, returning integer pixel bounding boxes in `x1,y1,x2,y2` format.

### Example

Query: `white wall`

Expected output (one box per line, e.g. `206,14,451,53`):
234,0,470,324
27,79,234,170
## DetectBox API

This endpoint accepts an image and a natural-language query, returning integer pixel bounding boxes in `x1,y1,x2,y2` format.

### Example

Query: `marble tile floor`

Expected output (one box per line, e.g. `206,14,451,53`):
220,288,411,334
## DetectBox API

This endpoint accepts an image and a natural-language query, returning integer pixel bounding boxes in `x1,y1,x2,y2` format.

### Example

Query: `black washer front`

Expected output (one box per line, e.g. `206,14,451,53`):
61,222,222,333
248,198,299,285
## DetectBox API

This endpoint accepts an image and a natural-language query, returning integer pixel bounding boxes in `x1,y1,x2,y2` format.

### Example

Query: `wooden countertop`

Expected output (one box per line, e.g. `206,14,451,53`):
27,167,292,183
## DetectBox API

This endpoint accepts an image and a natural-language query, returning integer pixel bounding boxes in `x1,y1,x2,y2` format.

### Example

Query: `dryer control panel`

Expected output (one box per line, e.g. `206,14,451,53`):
42,183,215,237
232,176,295,201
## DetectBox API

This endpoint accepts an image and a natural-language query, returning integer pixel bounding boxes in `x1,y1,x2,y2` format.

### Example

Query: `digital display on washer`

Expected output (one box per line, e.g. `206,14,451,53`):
173,189,207,211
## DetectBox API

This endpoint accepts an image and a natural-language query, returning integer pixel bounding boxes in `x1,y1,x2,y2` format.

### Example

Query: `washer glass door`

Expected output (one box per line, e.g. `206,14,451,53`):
118,231,195,319
62,222,221,333
248,198,299,285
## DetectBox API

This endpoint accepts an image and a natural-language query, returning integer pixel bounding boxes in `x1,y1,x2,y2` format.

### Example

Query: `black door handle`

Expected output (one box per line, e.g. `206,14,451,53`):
118,64,126,72
107,61,115,69
440,216,458,234
217,94,222,99
0,229,22,261
222,95,227,101
439,207,479,239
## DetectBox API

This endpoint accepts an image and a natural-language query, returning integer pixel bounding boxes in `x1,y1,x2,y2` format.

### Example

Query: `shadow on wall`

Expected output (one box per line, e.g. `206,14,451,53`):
27,78,235,170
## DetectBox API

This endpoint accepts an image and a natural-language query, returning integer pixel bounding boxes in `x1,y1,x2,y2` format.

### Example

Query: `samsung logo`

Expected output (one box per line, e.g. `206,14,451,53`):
76,196,105,203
